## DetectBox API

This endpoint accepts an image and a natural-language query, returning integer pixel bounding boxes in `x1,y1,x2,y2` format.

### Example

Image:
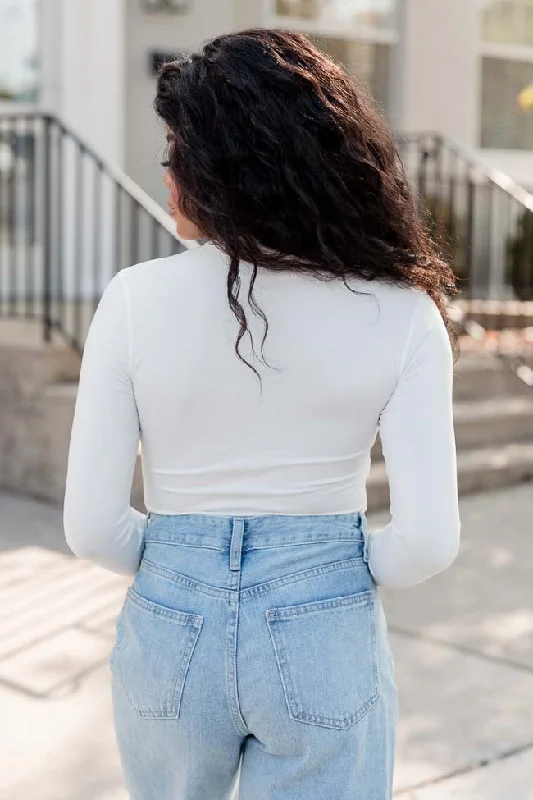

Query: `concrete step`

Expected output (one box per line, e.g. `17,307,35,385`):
455,298,533,329
41,383,145,509
453,352,531,400
367,440,533,511
0,319,50,347
43,347,81,385
39,384,78,501
372,394,533,461
0,320,81,384
454,395,533,448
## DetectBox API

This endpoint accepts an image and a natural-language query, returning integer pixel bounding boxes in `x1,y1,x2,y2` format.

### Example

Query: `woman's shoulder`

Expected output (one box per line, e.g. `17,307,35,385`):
349,279,428,321
118,244,208,286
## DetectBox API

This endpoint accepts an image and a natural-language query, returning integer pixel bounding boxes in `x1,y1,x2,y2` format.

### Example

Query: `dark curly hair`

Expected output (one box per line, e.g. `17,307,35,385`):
155,28,457,377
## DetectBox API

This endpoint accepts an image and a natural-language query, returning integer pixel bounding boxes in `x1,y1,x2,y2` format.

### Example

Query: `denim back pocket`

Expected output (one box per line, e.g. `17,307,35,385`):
110,587,203,719
266,590,379,730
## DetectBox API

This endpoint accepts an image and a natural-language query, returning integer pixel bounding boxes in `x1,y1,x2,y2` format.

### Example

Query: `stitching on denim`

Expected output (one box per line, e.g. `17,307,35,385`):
266,590,373,620
266,610,299,725
167,624,202,718
226,597,249,736
143,534,363,550
110,608,203,719
144,538,223,552
240,534,364,550
141,560,232,599
141,555,366,601
128,586,203,627
370,591,381,694
287,692,380,729
265,589,380,730
240,557,366,600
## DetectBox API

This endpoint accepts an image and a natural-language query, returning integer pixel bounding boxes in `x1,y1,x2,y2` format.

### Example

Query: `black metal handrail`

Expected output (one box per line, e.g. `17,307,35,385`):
398,132,533,302
399,132,533,385
0,111,185,351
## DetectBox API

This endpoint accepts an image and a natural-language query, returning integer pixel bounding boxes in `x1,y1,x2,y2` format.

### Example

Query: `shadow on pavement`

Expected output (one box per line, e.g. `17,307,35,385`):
0,491,127,700
377,482,533,794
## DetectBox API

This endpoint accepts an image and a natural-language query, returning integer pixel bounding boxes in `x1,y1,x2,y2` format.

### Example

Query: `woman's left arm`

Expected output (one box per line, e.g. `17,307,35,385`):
63,270,146,575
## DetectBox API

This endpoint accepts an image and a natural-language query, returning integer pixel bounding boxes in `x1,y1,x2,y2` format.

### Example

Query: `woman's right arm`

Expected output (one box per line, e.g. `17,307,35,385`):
367,293,461,589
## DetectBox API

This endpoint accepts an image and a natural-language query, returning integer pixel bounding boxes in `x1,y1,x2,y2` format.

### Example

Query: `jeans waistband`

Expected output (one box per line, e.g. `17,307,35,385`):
144,512,365,551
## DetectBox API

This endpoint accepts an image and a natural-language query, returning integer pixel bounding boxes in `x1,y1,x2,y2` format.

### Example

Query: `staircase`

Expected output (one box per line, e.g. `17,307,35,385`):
368,337,533,511
1,113,532,509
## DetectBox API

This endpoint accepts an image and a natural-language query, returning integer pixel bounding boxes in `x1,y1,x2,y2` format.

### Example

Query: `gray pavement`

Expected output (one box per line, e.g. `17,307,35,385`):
1,484,532,799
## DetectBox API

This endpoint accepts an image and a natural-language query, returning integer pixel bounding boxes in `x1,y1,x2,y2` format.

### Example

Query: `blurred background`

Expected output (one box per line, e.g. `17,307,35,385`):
0,1,532,799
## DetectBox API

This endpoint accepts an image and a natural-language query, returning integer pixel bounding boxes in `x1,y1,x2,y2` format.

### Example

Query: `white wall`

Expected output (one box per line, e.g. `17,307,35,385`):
124,0,243,206
391,0,479,148
40,0,126,166
63,0,125,164
234,0,264,28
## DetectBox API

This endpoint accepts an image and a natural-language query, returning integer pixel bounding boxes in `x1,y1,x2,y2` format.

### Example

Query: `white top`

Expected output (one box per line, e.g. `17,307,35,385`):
64,241,460,587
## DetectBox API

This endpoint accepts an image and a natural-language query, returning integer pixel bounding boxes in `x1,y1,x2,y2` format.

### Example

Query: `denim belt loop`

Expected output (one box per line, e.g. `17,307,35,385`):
361,514,370,565
229,518,245,571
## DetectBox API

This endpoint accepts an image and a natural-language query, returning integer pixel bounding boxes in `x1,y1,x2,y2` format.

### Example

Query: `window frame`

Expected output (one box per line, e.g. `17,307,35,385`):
481,39,533,63
478,14,533,151
479,0,533,49
264,0,398,45
263,0,398,114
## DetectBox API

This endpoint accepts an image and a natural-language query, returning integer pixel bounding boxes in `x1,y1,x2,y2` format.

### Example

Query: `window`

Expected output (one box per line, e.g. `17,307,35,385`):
0,0,39,102
271,2,395,112
275,0,396,29
479,2,533,148
480,0,533,47
311,36,390,109
481,57,533,148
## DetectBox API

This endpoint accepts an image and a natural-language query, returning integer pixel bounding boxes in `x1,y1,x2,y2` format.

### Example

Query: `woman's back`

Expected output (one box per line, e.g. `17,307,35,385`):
65,240,458,585
123,242,448,516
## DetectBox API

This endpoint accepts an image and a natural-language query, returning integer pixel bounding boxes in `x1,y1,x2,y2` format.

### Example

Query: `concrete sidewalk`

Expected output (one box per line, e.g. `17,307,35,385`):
1,484,532,799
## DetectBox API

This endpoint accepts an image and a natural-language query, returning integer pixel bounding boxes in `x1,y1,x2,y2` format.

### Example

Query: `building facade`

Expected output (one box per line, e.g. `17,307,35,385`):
2,0,533,205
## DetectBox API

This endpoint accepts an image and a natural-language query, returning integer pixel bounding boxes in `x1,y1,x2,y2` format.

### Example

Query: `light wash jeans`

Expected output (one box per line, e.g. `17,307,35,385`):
110,513,397,799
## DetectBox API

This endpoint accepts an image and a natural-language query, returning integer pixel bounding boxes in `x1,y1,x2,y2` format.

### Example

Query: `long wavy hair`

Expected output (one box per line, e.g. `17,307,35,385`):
155,28,457,376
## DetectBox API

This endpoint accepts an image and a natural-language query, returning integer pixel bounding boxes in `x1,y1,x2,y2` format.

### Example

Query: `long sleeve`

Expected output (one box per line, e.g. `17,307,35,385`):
63,271,146,576
367,293,461,588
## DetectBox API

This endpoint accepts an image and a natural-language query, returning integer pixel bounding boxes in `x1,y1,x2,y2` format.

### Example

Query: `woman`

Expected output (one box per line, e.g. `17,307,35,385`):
64,29,460,800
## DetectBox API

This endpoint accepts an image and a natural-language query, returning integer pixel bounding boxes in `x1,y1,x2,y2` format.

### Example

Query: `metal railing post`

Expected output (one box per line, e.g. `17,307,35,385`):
464,168,475,300
42,116,53,343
